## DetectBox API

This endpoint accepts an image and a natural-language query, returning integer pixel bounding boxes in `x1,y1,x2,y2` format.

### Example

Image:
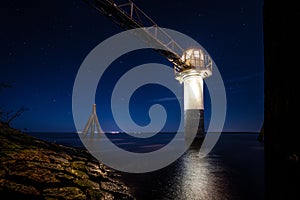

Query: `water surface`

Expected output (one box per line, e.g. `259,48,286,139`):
27,132,265,200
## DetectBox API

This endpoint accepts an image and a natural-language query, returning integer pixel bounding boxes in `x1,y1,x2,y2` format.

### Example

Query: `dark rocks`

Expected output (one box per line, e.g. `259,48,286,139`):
43,187,87,200
0,125,135,199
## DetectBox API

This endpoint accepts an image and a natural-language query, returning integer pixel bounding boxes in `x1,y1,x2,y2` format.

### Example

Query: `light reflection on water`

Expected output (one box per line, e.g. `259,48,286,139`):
119,134,264,200
174,148,234,200
150,147,236,200
119,146,235,200
26,132,264,200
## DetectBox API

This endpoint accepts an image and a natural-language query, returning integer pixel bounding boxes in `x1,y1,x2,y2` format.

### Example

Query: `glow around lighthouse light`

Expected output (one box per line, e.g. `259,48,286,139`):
175,48,213,83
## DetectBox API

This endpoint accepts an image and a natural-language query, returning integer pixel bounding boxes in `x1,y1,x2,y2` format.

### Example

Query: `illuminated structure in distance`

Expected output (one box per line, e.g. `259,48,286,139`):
83,104,102,136
175,48,212,141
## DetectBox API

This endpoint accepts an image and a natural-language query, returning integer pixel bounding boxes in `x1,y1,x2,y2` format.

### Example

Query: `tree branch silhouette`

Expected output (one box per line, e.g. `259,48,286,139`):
0,82,28,127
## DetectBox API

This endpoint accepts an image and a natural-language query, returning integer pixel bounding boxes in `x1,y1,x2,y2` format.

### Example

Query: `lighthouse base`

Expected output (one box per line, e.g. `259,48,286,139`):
184,109,205,146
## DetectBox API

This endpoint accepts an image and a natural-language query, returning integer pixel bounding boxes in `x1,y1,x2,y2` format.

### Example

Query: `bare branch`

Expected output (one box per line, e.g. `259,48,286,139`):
6,106,29,125
0,82,28,127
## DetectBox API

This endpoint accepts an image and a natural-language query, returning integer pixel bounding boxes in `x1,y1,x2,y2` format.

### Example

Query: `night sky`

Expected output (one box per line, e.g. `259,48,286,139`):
0,0,264,133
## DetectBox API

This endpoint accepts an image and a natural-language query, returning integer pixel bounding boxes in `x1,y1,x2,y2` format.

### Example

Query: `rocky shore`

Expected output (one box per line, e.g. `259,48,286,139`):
0,124,135,200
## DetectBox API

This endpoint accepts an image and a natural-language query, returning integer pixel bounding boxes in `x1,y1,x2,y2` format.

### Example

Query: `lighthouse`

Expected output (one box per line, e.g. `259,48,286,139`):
174,48,212,142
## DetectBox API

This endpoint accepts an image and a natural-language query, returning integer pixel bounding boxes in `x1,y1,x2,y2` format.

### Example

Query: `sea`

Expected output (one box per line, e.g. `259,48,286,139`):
26,132,265,200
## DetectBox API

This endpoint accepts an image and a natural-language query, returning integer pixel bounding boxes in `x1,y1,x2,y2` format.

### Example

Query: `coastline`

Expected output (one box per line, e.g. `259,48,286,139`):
0,124,135,199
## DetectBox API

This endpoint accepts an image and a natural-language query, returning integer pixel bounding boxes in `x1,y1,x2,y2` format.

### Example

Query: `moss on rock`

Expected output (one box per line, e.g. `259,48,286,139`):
0,125,135,199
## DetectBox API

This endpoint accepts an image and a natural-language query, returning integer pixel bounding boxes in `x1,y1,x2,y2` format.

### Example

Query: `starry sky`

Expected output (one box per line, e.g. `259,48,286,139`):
0,0,264,133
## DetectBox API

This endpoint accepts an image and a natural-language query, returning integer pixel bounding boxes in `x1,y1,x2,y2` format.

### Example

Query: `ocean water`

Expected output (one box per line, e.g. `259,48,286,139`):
27,132,265,200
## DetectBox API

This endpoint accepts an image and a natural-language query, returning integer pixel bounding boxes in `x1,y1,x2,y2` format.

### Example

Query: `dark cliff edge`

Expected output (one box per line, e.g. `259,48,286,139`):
0,123,135,200
264,1,300,200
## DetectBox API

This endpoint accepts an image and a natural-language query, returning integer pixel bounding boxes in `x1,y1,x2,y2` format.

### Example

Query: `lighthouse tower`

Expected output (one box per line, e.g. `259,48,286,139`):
174,48,212,142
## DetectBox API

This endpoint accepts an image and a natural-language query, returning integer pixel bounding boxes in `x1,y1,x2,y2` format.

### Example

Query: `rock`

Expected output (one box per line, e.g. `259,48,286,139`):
0,125,135,199
43,187,86,200
0,179,40,196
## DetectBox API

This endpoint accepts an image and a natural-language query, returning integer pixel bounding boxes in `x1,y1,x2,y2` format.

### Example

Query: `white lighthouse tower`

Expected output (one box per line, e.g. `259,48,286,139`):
174,48,212,142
